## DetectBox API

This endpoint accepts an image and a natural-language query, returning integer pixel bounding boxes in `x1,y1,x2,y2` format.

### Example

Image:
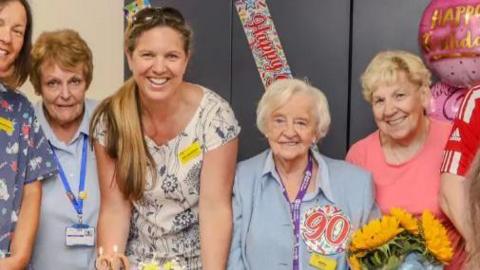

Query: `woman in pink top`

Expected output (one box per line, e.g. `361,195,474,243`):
346,50,465,269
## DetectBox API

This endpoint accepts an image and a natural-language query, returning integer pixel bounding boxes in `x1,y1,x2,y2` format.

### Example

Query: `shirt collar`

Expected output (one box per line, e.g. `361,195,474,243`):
261,149,336,203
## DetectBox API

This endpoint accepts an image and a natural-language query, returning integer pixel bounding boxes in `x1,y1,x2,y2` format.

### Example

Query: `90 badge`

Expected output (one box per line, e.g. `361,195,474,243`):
301,205,351,255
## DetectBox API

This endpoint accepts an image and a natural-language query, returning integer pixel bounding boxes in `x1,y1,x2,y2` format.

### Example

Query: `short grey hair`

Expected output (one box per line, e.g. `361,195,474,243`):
256,78,331,140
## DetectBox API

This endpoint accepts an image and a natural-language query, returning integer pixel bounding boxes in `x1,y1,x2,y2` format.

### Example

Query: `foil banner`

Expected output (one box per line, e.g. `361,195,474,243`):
235,0,292,88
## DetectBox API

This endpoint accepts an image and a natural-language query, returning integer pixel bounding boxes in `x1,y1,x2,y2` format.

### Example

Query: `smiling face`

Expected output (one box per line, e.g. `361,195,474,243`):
266,94,318,164
40,62,87,129
0,1,27,79
127,26,189,104
371,70,429,144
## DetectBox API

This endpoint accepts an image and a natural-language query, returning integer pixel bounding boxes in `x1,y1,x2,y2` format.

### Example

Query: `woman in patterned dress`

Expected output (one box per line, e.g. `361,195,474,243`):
0,0,56,268
90,7,240,270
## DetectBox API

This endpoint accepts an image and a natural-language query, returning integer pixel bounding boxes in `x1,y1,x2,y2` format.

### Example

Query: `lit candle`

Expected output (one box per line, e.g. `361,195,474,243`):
95,247,111,270
112,245,130,270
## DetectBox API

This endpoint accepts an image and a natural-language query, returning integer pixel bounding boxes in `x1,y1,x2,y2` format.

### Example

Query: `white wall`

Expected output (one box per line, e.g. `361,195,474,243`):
20,0,124,102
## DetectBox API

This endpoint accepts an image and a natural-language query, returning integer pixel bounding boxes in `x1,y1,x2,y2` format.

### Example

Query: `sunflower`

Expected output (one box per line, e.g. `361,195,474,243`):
350,216,404,252
390,208,419,235
348,255,362,270
421,211,453,264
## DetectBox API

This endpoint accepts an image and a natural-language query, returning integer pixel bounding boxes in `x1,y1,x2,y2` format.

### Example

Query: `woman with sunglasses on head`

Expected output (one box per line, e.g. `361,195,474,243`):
91,6,240,270
0,0,57,268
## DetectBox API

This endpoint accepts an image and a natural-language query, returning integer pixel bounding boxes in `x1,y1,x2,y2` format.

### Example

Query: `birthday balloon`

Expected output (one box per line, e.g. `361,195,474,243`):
419,0,480,88
428,81,468,121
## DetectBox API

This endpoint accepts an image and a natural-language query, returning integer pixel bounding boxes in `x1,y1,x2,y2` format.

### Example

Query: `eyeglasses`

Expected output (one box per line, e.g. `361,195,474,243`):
130,7,185,27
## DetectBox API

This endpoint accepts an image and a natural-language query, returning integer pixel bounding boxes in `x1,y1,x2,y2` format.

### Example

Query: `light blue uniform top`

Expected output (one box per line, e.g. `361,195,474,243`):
31,99,100,270
228,149,380,270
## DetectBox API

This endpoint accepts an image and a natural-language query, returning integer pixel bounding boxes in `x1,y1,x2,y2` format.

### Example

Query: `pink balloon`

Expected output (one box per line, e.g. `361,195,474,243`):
428,81,468,121
419,0,480,88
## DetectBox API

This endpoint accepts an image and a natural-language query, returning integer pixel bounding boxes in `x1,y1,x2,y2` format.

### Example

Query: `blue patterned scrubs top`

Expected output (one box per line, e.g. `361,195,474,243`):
0,84,56,257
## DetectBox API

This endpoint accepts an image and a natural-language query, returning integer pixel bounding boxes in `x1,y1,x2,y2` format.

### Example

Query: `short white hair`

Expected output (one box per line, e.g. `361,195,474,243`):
256,78,331,140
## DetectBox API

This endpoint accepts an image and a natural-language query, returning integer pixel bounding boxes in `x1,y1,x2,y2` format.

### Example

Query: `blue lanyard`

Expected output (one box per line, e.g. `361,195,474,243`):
276,153,313,270
51,135,88,220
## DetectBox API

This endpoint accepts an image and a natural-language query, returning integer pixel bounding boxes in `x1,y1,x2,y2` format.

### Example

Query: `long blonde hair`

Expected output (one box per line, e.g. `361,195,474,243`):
90,78,152,200
468,151,480,268
89,7,192,200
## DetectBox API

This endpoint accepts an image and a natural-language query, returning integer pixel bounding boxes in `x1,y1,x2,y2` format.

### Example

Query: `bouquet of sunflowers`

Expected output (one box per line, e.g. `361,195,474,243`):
348,208,453,270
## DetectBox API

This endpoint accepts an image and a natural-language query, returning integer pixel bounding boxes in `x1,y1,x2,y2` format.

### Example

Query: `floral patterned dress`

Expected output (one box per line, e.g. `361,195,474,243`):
0,84,56,257
93,87,240,269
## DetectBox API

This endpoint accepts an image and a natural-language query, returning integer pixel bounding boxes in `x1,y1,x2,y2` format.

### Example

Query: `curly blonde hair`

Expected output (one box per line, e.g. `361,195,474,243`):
30,29,93,95
361,50,431,103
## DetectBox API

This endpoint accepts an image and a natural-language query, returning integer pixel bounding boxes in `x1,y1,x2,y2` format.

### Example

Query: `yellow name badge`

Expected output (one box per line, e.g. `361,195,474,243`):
178,141,202,165
309,253,337,270
0,117,14,135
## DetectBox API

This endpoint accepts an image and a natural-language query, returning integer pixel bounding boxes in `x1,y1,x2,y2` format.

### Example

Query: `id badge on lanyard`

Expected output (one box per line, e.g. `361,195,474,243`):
52,135,95,247
66,224,95,247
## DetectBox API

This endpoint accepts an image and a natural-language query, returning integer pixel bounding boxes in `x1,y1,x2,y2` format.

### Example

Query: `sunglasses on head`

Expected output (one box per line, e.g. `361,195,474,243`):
131,7,185,26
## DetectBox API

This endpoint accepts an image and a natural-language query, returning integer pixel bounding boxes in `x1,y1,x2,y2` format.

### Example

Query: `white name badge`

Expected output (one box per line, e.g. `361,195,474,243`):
65,224,95,247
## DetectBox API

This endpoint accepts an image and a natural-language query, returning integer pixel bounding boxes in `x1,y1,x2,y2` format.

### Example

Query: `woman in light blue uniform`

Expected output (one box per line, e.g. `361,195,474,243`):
228,78,379,270
29,29,100,269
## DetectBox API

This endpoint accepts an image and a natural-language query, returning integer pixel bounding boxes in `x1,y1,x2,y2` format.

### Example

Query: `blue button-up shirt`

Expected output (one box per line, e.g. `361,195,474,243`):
228,149,379,270
31,99,100,270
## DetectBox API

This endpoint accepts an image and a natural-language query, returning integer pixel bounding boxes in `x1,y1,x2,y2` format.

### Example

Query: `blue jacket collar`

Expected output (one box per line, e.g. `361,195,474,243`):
261,149,336,203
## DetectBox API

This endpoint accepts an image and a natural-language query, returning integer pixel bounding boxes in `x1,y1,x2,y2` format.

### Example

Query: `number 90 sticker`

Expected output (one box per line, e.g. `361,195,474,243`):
301,205,351,255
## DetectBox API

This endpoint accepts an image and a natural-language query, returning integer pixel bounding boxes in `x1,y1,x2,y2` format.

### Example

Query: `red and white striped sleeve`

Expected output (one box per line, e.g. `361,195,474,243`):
441,85,480,177
441,85,480,176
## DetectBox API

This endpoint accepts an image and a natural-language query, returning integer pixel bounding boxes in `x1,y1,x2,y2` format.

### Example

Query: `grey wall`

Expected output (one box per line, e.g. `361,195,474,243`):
128,0,431,161
232,0,351,160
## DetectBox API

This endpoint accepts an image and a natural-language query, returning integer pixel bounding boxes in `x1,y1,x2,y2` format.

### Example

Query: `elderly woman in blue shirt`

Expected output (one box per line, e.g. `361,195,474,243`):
228,78,379,270
28,29,99,269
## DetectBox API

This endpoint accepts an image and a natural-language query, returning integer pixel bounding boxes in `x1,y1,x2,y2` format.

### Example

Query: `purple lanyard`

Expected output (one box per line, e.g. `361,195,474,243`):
276,153,313,270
